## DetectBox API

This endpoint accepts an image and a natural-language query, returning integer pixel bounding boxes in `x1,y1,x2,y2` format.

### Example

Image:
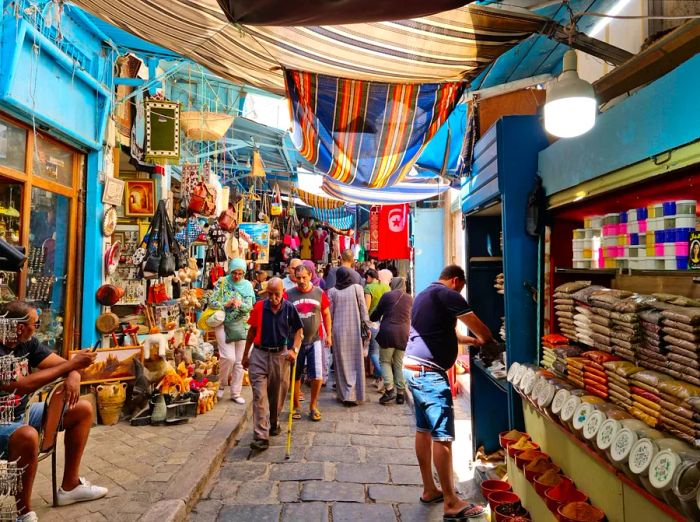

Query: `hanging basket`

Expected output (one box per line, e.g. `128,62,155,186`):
180,112,234,141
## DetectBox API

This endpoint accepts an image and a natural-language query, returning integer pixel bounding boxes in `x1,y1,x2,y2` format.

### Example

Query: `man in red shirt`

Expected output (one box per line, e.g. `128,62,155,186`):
286,265,332,422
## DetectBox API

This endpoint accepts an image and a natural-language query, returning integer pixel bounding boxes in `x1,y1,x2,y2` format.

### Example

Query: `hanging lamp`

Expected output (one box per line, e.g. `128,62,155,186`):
544,50,597,138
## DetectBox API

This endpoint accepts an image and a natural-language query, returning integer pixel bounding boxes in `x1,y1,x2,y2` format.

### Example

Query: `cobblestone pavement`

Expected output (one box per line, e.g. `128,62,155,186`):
32,387,253,522
192,381,485,522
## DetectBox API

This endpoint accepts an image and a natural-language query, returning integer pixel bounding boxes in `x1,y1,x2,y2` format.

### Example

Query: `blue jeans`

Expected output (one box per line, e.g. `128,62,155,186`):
0,403,46,458
369,327,381,378
403,369,455,441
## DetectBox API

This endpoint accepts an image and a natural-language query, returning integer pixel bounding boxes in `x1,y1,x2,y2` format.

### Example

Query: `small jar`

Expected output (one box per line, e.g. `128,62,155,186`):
672,460,700,520
609,428,639,472
531,378,546,403
507,362,521,383
572,402,595,439
648,450,684,513
551,388,571,417
537,381,556,411
522,371,537,397
561,395,582,431
512,365,527,388
629,438,660,493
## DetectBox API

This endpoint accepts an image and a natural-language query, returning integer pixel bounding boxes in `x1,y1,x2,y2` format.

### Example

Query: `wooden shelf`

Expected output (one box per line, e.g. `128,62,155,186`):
555,267,700,278
555,268,619,275
470,257,503,262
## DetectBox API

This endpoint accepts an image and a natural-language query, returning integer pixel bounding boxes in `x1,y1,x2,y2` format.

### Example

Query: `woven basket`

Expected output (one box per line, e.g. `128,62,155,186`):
180,112,234,141
97,383,127,425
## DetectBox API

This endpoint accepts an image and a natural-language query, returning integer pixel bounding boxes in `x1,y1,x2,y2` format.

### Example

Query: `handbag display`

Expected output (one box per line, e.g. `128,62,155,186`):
189,182,217,216
147,281,169,304
218,203,237,231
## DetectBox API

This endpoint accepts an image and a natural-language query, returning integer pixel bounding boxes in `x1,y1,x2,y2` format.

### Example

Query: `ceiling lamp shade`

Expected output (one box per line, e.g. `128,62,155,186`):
544,50,597,138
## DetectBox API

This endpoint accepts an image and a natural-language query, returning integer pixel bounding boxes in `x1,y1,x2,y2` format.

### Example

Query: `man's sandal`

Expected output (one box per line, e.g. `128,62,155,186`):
292,409,302,420
310,409,322,421
442,503,485,521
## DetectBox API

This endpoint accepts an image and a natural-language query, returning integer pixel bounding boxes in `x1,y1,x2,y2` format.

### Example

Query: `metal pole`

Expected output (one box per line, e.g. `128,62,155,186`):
285,356,299,460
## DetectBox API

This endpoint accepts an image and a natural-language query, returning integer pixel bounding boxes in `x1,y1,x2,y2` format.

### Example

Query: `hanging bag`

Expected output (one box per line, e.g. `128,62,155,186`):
270,183,283,216
189,181,217,216
159,204,177,277
218,203,237,231
142,204,164,279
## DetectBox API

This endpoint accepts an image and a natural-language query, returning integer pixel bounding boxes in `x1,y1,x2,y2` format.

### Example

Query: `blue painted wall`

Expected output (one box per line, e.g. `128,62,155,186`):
0,2,113,349
539,54,700,195
412,207,445,293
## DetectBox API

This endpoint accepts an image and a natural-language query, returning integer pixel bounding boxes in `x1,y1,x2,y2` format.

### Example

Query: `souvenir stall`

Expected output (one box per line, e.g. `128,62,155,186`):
500,56,700,522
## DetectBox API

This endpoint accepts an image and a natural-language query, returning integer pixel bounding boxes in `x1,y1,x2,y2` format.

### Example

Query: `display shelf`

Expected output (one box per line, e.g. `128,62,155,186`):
555,267,699,278
516,393,685,522
470,257,503,262
554,267,619,275
471,358,508,394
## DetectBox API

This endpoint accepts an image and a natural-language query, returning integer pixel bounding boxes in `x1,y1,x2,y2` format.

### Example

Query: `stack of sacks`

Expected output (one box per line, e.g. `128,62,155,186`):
628,370,670,428
660,302,700,386
638,308,667,367
603,361,641,410
571,286,607,348
554,281,591,341
581,351,619,399
656,378,700,448
542,346,582,380
541,333,570,376
589,289,653,362
566,356,586,389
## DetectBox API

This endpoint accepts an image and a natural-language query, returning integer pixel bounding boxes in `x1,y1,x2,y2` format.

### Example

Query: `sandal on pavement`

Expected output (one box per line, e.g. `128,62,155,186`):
442,504,485,521
310,409,322,421
419,493,444,505
292,409,302,420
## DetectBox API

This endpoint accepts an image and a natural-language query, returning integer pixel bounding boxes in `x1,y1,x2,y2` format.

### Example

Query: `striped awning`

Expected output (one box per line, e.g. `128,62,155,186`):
72,2,547,93
296,188,344,209
322,177,451,205
287,69,464,189
310,207,355,230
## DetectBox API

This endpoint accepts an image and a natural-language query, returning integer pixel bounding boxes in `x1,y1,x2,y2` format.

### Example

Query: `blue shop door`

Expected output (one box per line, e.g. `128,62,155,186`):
413,208,444,293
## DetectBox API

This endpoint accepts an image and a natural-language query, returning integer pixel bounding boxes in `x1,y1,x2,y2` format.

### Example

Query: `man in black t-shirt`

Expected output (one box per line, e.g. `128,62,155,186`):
404,266,494,520
0,301,108,521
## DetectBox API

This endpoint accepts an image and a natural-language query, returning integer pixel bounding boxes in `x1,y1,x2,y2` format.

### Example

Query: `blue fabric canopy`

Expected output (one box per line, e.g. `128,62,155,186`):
310,206,355,229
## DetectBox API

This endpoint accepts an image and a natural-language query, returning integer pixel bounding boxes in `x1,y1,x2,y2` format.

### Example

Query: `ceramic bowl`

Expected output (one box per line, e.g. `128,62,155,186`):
533,473,564,497
494,503,530,522
507,440,539,459
545,485,588,514
487,491,521,512
499,430,530,449
557,501,604,522
480,479,512,499
514,449,546,470
525,462,560,483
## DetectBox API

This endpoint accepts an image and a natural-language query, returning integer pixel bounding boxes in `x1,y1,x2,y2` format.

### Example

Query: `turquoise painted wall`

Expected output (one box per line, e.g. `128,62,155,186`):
413,207,445,293
538,55,700,195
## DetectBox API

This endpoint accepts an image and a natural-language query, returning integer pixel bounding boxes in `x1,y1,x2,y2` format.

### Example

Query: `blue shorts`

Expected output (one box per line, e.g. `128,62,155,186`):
0,403,46,458
403,369,455,441
295,341,323,381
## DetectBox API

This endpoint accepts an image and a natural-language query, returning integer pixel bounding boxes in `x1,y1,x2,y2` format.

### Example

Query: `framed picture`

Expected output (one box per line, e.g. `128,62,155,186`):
69,346,144,385
690,232,700,270
125,180,155,217
102,176,125,206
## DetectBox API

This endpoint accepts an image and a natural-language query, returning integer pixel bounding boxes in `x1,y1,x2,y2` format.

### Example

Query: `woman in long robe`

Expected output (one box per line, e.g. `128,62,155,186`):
327,267,369,404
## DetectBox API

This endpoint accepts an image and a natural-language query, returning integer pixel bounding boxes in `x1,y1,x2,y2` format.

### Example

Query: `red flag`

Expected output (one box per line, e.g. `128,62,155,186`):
376,204,410,260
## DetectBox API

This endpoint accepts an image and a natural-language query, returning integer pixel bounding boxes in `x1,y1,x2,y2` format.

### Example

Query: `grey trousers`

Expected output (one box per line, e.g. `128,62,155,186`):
380,347,406,391
249,348,291,441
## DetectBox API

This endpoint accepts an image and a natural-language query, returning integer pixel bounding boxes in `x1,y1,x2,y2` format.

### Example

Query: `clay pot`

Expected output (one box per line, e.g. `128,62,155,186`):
558,501,605,522
487,491,520,512
480,479,512,500
515,449,547,470
545,478,588,513
500,430,530,449
494,504,530,522
96,382,127,425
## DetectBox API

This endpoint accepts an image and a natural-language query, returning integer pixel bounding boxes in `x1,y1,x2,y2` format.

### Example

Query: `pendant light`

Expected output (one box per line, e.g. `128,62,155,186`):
544,50,597,138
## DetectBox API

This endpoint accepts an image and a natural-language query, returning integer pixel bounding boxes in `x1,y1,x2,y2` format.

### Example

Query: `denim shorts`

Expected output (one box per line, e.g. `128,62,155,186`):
403,369,455,441
295,341,323,381
0,403,45,458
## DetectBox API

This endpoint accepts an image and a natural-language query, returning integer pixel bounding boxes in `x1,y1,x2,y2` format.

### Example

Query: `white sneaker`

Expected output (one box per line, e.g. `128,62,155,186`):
231,396,246,404
57,477,108,506
17,512,38,522
216,389,224,400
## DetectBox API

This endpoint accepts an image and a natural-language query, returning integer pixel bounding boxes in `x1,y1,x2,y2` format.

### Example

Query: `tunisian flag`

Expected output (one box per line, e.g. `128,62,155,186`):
370,204,410,260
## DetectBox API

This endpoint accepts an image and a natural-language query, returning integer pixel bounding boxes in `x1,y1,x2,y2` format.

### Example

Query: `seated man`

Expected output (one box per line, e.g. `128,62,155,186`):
0,301,108,522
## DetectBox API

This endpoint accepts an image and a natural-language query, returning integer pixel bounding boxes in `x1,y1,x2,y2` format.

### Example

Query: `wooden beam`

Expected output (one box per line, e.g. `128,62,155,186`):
593,19,700,104
540,21,634,65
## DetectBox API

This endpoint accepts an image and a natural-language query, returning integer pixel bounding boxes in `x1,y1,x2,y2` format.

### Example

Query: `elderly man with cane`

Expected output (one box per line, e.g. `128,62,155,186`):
242,278,303,451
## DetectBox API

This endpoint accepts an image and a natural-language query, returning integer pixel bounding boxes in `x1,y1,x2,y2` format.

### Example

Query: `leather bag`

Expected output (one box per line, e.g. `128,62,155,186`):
189,182,217,216
218,203,237,231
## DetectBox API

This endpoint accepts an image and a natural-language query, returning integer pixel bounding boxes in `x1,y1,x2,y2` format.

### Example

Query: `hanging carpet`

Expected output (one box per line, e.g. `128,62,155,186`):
72,2,545,93
286,69,464,189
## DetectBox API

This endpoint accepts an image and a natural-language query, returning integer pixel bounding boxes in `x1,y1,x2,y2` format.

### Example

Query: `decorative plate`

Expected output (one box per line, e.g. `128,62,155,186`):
583,411,606,440
551,389,571,415
573,403,594,430
649,449,681,490
628,439,658,475
596,419,621,451
610,428,637,462
102,206,118,236
507,362,520,383
561,396,581,423
105,241,122,275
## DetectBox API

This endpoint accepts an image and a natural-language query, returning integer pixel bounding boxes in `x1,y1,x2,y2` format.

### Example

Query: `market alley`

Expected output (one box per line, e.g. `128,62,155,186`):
191,383,482,522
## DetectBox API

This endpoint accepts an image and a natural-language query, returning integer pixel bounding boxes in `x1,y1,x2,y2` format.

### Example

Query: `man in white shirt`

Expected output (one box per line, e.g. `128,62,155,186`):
282,258,302,291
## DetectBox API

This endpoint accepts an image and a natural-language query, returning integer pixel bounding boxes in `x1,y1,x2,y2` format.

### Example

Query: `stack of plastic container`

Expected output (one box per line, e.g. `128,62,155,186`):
574,200,696,271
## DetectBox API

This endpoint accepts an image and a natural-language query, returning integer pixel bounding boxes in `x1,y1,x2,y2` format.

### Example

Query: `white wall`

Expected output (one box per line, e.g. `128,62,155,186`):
578,0,647,84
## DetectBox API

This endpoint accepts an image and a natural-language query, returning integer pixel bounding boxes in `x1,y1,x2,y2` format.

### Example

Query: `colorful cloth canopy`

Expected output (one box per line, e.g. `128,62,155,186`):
296,187,344,209
310,206,355,230
322,177,450,205
73,2,546,93
287,70,464,189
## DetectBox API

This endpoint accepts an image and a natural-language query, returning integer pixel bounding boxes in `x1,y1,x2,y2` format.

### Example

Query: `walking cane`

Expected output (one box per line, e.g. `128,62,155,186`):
285,355,299,460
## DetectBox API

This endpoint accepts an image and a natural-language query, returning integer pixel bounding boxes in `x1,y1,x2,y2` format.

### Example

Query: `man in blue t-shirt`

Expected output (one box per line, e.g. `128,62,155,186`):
403,265,494,520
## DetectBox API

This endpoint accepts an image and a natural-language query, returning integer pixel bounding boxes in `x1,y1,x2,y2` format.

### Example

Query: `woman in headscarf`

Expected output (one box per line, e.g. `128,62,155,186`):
210,257,256,403
378,269,393,287
302,260,326,289
327,267,370,404
370,277,413,405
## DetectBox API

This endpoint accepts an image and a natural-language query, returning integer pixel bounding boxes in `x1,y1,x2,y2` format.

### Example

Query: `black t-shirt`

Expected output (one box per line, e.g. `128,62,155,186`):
0,338,53,420
405,282,472,370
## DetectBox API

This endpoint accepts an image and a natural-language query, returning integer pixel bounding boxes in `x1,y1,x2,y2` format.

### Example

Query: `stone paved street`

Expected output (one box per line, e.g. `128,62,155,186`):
192,380,486,522
31,388,252,522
